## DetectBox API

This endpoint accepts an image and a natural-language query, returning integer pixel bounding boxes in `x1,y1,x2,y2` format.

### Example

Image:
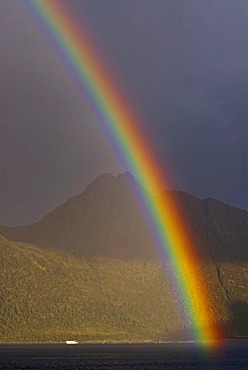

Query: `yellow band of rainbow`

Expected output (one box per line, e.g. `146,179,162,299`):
26,0,222,344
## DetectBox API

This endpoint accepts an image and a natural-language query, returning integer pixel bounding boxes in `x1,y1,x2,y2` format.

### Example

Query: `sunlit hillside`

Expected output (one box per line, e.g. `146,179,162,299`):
0,173,247,342
0,235,231,343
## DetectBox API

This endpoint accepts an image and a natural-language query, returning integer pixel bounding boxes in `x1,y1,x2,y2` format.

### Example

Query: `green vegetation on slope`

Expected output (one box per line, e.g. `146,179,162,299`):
0,236,230,343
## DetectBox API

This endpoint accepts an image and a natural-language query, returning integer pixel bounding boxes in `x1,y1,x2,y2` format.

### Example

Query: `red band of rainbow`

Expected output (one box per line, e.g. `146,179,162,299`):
26,0,222,344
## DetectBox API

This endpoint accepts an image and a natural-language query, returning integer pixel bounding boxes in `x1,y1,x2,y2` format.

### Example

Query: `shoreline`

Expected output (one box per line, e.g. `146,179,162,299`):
1,338,247,345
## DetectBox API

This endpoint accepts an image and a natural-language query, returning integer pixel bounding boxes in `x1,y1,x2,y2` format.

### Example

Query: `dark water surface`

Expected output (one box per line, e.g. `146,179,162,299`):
0,341,247,369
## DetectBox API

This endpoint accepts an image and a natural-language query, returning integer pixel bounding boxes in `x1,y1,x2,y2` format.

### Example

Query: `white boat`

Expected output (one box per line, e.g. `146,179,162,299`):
65,340,78,345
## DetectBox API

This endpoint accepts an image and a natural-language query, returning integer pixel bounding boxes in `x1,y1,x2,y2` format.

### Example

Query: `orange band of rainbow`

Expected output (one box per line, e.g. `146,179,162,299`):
26,0,222,344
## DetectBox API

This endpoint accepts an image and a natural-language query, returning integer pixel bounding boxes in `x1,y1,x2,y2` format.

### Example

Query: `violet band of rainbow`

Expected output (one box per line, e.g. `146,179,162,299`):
25,0,222,343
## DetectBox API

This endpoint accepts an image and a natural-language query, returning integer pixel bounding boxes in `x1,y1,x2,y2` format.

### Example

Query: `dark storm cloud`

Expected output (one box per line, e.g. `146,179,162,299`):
1,0,247,225
77,0,247,208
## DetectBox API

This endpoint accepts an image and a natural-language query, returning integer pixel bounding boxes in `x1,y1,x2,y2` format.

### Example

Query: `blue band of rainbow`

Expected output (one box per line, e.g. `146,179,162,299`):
25,0,222,344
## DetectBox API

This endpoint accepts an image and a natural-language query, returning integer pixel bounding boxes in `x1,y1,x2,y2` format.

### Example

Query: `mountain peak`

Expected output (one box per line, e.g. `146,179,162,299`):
0,172,247,262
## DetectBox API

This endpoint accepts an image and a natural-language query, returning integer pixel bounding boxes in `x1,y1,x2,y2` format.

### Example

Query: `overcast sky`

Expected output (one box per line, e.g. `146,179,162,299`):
1,0,247,226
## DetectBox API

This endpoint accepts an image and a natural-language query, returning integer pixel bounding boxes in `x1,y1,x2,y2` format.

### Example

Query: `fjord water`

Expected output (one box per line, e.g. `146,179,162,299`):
0,341,247,369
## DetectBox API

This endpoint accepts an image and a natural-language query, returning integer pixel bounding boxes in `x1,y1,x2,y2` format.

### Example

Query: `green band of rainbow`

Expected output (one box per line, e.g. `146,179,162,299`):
26,0,222,344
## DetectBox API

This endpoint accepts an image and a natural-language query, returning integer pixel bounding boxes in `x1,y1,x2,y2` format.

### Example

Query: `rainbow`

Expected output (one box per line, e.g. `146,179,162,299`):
25,0,221,343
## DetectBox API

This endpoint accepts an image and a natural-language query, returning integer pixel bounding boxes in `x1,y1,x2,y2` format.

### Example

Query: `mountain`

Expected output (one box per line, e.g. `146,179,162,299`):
0,173,157,259
0,172,247,341
1,172,247,261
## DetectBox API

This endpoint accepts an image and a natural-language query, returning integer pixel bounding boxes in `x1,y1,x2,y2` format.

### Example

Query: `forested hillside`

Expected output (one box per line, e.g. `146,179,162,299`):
0,235,231,343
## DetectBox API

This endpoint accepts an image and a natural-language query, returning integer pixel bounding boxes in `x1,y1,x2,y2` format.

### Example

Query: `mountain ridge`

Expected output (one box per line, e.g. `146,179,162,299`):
0,172,247,261
0,172,247,341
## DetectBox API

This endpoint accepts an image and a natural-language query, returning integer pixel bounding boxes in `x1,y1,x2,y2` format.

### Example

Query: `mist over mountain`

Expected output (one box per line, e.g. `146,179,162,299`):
0,173,247,342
